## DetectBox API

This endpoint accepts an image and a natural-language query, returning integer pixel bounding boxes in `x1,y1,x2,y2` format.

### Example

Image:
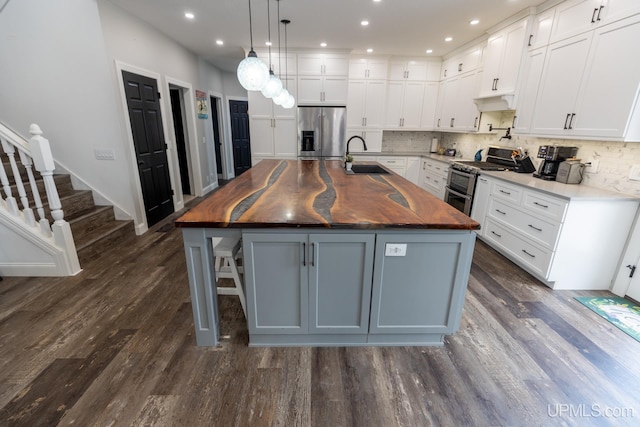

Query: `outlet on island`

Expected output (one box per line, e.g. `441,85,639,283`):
385,243,407,257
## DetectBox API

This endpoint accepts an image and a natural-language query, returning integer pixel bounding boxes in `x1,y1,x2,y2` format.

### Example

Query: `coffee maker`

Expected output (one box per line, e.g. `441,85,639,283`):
533,145,579,180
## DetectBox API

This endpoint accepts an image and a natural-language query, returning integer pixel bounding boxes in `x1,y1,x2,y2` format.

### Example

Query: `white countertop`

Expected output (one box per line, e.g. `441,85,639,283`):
351,151,467,163
480,170,639,201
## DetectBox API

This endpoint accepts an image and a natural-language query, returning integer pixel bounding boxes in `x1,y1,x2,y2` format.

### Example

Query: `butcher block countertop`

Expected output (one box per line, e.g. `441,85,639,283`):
175,159,479,230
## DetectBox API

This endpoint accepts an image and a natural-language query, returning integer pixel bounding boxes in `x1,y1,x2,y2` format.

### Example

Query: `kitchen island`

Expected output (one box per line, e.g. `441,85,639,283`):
175,159,479,347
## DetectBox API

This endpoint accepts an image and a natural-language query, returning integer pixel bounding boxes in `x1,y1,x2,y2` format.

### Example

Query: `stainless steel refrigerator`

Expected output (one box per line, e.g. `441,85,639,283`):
297,106,346,159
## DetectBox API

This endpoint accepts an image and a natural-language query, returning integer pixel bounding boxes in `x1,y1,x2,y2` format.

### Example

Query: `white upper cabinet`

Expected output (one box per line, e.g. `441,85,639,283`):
420,82,439,130
441,45,483,80
436,73,480,132
384,81,424,129
388,60,428,81
549,0,640,43
297,76,348,104
254,51,297,76
478,18,529,97
530,32,592,135
570,15,640,139
551,0,604,42
513,48,547,134
349,58,389,79
297,53,349,104
528,8,556,50
530,13,640,140
297,53,349,76
347,79,387,128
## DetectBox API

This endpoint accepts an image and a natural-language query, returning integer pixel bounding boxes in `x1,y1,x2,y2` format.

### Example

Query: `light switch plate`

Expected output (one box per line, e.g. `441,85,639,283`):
584,158,599,173
94,148,115,160
385,243,407,257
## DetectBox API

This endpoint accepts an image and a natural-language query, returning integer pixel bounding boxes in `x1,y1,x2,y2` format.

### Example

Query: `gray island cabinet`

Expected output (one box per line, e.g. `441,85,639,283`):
243,230,474,346
175,160,479,347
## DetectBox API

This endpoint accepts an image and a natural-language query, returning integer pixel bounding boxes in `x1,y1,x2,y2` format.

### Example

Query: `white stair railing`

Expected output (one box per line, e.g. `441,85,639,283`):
0,122,80,275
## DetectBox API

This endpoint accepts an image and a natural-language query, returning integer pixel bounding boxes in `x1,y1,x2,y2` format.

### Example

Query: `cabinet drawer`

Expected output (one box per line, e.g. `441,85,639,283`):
522,191,568,222
488,199,561,250
484,219,553,278
421,173,446,195
424,159,449,178
491,180,523,205
377,156,407,167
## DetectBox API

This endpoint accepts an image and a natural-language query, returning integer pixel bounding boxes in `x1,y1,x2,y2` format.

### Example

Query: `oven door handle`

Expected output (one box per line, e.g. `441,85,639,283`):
445,186,472,200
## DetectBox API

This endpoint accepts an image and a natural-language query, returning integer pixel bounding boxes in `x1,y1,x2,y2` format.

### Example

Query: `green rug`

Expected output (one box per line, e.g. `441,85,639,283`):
575,297,640,343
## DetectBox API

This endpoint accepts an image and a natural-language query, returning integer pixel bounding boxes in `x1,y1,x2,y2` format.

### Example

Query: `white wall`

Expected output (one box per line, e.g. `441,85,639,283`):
0,0,138,220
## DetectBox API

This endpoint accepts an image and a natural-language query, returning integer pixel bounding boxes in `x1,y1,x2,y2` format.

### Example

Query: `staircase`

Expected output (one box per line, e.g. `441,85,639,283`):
1,123,135,275
2,155,135,267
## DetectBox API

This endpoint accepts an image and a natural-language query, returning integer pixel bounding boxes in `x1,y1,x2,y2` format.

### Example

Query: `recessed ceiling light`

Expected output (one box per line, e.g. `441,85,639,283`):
216,40,224,46
445,36,453,42
361,20,369,26
426,49,433,54
265,41,272,46
367,48,373,53
320,42,327,47
184,12,195,19
373,0,382,2
470,19,480,25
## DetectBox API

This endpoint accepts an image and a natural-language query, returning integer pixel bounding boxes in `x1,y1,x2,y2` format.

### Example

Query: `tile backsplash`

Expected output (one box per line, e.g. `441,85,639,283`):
382,130,640,197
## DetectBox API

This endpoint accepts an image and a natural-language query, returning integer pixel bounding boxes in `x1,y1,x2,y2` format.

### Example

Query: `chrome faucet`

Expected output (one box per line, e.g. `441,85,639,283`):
346,135,368,155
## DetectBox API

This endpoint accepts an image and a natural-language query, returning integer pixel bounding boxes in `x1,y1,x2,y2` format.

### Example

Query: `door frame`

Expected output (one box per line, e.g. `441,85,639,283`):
115,61,178,234
225,95,248,180
209,91,227,181
612,210,640,296
165,76,203,200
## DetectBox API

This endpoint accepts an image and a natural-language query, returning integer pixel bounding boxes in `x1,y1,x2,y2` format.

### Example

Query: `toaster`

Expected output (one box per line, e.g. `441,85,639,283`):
556,160,585,184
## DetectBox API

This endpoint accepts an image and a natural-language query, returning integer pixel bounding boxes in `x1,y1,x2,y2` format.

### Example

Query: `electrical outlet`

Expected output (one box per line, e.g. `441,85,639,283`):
584,158,599,173
385,243,407,257
94,148,115,160
629,165,640,181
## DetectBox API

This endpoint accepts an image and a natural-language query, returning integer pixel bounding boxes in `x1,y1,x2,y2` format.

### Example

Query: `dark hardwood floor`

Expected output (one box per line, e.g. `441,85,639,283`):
1,202,639,426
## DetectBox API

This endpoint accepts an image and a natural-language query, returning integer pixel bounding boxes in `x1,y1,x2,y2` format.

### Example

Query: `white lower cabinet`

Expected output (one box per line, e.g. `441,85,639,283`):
470,176,491,236
418,157,449,199
475,175,639,290
405,156,421,185
377,156,406,176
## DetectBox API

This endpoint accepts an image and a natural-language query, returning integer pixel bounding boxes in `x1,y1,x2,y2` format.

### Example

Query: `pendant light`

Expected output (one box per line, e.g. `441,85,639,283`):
237,0,269,91
280,18,295,109
260,0,283,98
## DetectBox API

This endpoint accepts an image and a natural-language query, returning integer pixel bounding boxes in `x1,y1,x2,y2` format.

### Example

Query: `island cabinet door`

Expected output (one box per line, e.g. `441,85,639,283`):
243,234,309,335
308,234,375,334
369,233,475,335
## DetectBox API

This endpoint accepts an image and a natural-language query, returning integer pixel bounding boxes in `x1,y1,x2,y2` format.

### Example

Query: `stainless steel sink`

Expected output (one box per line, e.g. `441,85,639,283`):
348,164,390,174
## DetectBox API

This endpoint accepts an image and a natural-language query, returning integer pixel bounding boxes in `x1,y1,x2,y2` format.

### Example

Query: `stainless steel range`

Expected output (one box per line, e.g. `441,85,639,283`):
445,146,520,215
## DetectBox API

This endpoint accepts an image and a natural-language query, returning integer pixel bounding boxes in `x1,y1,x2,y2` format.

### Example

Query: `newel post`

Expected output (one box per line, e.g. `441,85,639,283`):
28,124,64,224
28,124,81,273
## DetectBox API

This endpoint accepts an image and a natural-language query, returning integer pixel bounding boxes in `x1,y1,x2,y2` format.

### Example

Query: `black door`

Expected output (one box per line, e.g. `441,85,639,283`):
122,71,174,227
210,96,223,177
170,88,191,195
229,100,251,176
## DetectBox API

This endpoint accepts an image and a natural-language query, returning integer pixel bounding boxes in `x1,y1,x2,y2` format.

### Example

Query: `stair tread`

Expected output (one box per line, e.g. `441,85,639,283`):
66,205,112,224
74,219,134,251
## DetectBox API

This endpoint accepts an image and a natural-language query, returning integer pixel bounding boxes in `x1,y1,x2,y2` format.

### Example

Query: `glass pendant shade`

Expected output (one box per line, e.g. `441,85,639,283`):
261,70,283,98
237,50,269,91
273,88,289,106
282,93,295,109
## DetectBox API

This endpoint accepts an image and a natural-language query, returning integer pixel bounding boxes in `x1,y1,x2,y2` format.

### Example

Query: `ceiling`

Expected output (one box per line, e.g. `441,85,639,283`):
107,0,548,73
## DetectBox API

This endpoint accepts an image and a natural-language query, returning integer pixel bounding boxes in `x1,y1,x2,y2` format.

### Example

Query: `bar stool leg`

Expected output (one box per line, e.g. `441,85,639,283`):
228,257,247,318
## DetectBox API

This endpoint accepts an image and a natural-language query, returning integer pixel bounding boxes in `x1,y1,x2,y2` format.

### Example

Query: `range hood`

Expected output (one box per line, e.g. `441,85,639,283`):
473,94,516,112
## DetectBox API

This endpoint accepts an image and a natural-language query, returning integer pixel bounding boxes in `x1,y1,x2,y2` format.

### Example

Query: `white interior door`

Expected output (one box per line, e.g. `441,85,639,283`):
626,261,640,302
611,215,640,299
